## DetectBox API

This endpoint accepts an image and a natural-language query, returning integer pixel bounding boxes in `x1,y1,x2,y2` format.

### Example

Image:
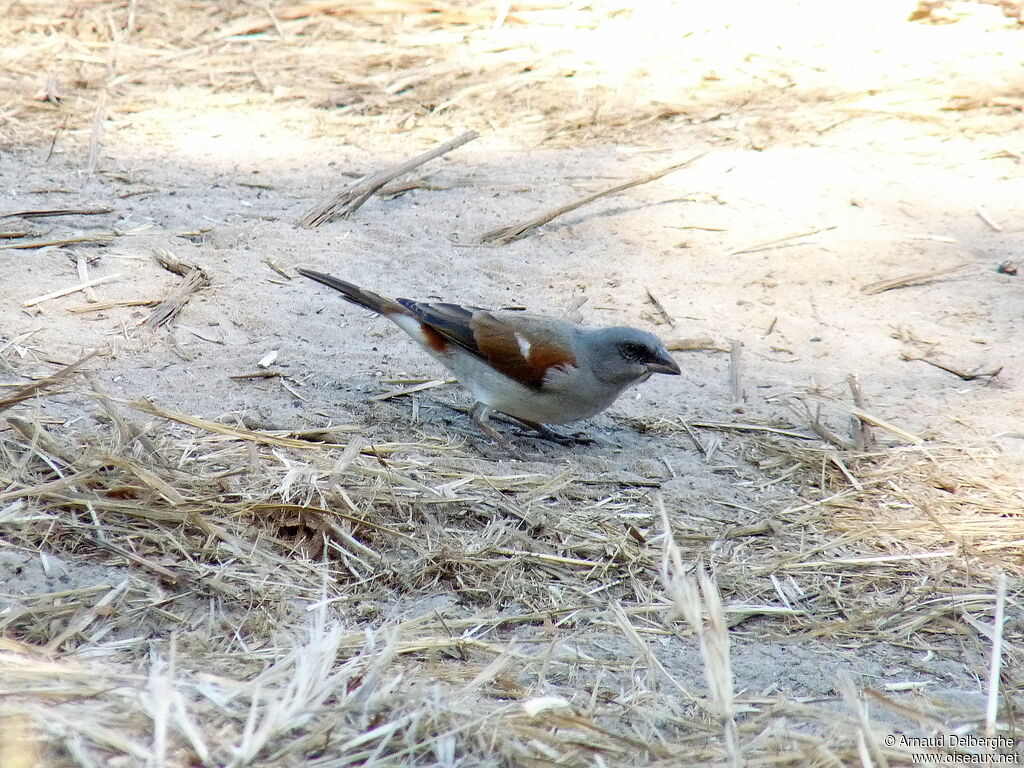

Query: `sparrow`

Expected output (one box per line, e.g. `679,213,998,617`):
296,268,681,446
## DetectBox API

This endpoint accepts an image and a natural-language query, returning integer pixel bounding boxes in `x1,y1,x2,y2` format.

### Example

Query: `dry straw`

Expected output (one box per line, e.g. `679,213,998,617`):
2,1,1022,765
1,360,1020,764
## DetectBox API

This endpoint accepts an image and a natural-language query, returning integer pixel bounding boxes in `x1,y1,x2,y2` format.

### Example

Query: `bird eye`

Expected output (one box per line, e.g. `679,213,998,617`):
620,341,645,360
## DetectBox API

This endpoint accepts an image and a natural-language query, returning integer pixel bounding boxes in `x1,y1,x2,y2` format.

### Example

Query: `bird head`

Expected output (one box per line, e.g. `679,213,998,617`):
587,327,681,386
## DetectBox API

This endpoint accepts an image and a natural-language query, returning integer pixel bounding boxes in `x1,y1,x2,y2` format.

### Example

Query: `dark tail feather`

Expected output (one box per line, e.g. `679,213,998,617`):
296,268,405,316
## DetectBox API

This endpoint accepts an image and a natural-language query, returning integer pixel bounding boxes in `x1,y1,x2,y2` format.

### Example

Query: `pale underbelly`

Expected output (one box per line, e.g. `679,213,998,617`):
447,352,619,424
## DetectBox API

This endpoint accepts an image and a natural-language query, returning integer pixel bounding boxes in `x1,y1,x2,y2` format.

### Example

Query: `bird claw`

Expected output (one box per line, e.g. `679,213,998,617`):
523,425,594,447
506,417,594,447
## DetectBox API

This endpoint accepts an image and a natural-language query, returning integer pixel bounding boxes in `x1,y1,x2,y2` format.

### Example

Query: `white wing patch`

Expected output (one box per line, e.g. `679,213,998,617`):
515,333,532,360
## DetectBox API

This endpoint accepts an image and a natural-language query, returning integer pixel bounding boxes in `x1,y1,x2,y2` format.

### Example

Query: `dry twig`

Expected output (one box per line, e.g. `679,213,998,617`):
145,251,212,328
22,274,122,307
298,131,479,227
2,234,117,250
728,225,836,256
478,153,706,244
0,351,99,413
0,207,112,220
862,262,969,294
846,374,874,451
644,288,675,326
902,353,1003,382
728,339,745,410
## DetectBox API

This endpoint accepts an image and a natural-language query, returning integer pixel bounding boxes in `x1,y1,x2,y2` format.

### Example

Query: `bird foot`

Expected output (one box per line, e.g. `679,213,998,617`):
465,403,599,457
511,419,596,447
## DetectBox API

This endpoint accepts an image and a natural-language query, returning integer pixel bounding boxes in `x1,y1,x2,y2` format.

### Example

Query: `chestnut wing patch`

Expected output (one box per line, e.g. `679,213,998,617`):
398,300,481,355
398,302,576,390
469,313,577,389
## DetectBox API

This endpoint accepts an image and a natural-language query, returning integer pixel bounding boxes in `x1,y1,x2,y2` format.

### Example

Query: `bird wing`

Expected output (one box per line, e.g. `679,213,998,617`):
398,301,578,390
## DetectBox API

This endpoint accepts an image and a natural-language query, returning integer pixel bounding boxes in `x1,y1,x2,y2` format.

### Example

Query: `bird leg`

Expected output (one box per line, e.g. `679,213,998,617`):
510,417,595,446
470,402,525,458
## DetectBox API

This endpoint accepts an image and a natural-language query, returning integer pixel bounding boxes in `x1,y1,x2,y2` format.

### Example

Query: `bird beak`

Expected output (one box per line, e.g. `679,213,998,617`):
646,351,681,376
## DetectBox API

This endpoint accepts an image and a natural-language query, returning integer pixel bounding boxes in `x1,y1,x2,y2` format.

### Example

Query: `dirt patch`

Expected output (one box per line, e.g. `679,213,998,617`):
1,1,1023,766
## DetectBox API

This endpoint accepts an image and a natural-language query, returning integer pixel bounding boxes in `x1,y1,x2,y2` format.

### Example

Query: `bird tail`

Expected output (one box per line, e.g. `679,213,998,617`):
296,268,406,316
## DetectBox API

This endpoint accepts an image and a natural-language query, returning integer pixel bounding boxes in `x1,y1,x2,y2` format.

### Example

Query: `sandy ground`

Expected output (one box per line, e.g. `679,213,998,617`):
2,0,1023,765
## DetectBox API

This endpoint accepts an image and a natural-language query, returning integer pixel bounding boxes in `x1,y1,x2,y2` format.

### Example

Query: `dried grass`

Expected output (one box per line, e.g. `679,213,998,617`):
1,373,1021,765
2,1,1024,765
0,0,695,153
